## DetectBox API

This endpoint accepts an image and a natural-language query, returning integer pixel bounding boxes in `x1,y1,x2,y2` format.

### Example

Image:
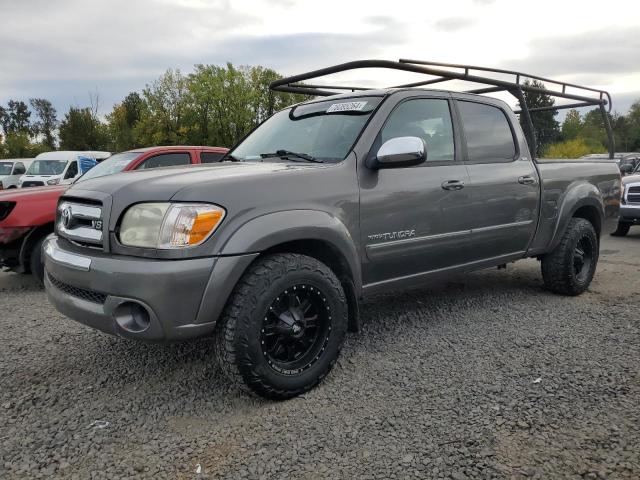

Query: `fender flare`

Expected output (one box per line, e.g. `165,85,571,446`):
219,209,362,293
548,182,604,251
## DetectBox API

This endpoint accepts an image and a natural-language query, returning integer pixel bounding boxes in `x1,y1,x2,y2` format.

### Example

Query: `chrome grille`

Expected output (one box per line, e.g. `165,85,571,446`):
57,200,104,246
627,185,640,204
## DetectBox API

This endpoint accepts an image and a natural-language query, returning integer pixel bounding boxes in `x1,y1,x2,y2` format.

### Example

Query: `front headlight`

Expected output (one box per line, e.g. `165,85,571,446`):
47,178,61,185
119,203,225,249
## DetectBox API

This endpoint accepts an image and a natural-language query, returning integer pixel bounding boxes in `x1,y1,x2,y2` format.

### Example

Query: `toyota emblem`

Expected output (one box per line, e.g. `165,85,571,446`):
61,207,72,229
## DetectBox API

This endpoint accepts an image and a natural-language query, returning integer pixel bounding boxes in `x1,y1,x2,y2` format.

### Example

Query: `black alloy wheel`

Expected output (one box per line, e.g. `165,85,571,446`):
261,284,332,376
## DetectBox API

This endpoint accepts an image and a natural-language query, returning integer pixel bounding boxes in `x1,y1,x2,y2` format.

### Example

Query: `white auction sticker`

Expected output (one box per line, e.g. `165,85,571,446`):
326,101,368,113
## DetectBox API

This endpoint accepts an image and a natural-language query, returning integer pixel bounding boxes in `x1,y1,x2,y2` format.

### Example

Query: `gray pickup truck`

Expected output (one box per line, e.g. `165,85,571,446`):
43,60,621,399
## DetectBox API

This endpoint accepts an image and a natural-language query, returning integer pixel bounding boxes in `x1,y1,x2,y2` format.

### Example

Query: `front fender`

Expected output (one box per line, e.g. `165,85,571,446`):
219,209,361,290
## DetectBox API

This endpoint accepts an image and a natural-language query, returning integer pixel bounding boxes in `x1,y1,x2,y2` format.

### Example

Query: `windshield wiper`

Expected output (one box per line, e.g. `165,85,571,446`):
260,150,323,163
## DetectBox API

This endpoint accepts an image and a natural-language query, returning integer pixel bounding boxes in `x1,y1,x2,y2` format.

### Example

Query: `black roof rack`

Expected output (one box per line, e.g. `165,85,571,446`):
270,59,614,158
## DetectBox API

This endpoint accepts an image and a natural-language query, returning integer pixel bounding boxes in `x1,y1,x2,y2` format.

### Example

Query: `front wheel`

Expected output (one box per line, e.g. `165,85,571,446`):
541,218,599,296
216,253,348,400
610,222,630,237
29,236,46,285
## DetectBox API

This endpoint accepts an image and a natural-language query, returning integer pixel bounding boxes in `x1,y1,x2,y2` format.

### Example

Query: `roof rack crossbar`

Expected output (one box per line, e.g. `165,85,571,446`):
465,86,505,94
392,77,450,88
270,59,614,158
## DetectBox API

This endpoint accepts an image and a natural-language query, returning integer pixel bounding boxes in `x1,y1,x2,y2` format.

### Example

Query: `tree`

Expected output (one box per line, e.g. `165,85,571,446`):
561,109,582,140
58,107,108,150
106,92,143,151
30,98,58,148
134,69,190,146
2,100,31,135
519,80,560,156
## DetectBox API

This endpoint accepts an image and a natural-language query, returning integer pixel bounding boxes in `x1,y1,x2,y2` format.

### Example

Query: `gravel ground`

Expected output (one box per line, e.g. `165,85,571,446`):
1,233,639,479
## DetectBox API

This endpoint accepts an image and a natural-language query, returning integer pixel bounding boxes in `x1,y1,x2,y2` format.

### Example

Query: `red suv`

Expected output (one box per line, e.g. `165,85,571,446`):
0,145,228,283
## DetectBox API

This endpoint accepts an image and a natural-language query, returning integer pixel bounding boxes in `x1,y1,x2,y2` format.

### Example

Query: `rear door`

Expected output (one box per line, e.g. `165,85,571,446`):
455,99,539,261
359,95,475,287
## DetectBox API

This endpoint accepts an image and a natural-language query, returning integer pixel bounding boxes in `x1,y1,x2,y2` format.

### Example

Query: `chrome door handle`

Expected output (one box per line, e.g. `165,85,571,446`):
518,175,536,185
441,180,465,191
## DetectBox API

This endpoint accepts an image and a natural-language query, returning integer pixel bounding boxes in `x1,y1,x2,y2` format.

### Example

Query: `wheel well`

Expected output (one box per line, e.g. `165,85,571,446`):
262,239,360,332
572,205,602,237
20,223,54,270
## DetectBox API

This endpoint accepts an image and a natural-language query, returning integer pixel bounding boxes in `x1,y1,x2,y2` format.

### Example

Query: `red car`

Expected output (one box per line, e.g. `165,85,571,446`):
0,145,228,283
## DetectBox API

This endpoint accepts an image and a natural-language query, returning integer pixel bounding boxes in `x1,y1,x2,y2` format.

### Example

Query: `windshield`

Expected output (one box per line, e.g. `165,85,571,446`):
26,160,68,175
78,152,138,182
0,162,13,175
231,97,383,162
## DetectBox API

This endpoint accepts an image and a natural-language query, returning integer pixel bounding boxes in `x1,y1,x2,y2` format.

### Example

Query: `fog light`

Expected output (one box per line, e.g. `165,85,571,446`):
113,302,151,333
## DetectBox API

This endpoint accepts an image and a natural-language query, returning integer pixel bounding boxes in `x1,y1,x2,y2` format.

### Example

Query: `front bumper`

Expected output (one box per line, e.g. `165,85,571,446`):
620,204,640,224
43,236,257,342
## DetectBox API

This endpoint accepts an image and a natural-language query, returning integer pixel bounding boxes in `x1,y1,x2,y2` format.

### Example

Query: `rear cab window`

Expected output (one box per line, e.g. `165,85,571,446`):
200,151,225,163
457,101,517,162
136,152,191,169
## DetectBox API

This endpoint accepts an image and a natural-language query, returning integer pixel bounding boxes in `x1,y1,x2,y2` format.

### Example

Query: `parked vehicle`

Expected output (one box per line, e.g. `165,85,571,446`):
612,161,640,236
0,159,32,190
0,146,228,283
581,152,640,175
18,151,111,188
43,60,620,399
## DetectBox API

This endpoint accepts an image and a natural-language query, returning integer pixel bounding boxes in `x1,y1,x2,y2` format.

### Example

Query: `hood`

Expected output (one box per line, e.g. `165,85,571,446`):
67,162,317,199
622,173,640,185
0,185,67,201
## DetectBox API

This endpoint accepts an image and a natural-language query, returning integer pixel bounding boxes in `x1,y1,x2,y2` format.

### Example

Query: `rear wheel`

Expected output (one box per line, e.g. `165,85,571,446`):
216,253,348,400
610,222,630,237
29,236,46,285
541,218,598,296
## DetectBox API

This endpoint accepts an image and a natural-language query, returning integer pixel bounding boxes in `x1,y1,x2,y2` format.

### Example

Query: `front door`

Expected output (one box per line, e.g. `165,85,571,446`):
359,96,475,288
455,99,539,260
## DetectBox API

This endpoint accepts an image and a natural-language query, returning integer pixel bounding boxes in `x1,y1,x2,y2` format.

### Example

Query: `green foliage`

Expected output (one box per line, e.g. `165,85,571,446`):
0,100,31,135
519,80,561,156
543,138,605,159
104,63,308,150
561,109,582,140
106,92,143,152
30,98,58,148
1,132,50,158
59,107,109,150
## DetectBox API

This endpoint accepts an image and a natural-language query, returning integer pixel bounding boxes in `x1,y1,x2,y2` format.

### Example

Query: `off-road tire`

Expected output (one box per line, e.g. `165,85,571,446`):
215,253,348,400
541,218,598,296
610,222,630,237
29,236,46,285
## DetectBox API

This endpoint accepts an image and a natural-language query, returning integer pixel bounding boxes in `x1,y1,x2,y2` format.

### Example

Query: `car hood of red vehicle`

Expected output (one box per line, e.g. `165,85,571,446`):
0,185,68,201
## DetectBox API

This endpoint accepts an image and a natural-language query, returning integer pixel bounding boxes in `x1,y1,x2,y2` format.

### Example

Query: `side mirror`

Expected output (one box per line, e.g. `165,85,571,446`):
371,136,427,169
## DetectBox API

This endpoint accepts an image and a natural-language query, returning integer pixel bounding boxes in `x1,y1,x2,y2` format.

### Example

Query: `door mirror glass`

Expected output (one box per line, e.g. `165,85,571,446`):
373,136,427,169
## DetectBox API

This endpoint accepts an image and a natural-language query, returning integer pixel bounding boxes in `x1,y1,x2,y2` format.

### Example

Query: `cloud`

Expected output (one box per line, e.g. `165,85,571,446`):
0,10,409,114
434,17,475,31
506,27,640,76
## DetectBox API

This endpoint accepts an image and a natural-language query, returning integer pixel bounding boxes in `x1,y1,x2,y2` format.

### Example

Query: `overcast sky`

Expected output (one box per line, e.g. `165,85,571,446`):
2,0,639,117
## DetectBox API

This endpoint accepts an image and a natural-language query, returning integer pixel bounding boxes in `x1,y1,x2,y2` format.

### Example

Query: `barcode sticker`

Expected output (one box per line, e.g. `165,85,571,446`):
326,101,368,113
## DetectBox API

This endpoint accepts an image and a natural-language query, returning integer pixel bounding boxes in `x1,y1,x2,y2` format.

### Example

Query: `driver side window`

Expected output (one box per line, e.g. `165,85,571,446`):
381,99,455,162
64,161,78,179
